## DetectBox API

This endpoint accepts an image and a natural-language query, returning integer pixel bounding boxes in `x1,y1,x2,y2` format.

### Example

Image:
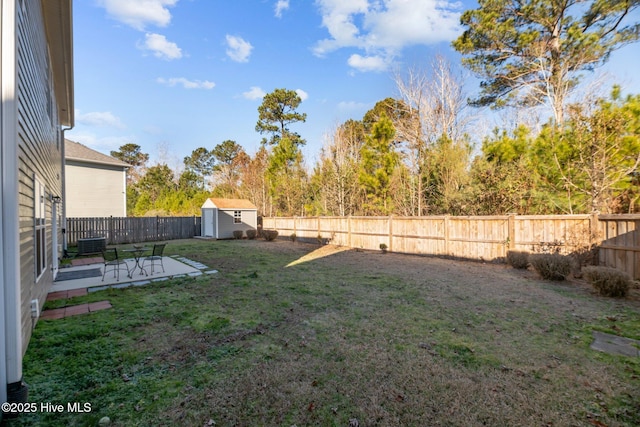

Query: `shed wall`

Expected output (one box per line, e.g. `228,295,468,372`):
218,209,257,239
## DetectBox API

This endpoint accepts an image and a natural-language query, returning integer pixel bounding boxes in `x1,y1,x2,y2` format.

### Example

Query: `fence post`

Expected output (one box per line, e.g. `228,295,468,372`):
348,215,352,247
317,216,321,239
508,214,516,251
388,215,393,252
444,215,450,256
590,213,599,245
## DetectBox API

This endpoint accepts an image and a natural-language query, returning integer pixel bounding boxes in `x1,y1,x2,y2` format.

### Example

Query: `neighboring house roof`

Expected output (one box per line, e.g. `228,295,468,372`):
42,0,73,126
65,139,129,168
205,198,257,210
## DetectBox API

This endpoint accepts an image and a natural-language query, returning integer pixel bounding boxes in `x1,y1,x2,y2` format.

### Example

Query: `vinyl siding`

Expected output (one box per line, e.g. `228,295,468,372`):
217,209,257,239
65,161,126,217
16,0,63,353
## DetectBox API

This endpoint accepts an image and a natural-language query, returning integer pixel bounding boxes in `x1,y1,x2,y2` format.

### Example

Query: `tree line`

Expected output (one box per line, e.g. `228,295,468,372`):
111,0,640,218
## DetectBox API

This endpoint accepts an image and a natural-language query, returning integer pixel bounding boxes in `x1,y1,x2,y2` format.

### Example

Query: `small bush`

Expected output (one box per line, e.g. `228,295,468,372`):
506,250,529,269
262,229,278,241
583,266,631,298
246,229,257,240
529,253,573,281
290,233,297,242
232,230,243,240
379,243,388,252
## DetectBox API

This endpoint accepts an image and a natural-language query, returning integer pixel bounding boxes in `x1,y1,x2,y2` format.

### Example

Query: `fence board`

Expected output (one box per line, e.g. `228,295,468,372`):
263,214,640,279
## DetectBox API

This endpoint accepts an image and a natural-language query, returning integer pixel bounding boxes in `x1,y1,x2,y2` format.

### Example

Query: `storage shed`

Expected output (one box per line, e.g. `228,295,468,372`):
201,198,258,239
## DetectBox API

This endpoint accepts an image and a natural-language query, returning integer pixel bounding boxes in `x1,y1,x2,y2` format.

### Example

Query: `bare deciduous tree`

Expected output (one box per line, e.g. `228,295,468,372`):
394,55,475,215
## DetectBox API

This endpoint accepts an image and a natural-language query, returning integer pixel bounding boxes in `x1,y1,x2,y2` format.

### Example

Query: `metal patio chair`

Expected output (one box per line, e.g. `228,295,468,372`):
101,248,130,281
141,243,166,275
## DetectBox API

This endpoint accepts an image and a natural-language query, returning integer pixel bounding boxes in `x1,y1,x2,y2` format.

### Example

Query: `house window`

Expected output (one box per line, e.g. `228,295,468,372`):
35,177,47,279
233,210,242,224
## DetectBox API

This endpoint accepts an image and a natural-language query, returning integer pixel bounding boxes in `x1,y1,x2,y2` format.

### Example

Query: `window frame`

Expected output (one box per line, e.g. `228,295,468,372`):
34,177,47,280
233,210,242,224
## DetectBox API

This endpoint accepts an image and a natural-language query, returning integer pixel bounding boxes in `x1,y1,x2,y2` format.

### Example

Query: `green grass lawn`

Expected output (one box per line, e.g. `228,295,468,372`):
8,239,640,426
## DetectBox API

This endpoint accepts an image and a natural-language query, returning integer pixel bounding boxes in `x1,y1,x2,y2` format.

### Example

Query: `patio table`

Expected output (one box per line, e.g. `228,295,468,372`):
122,246,149,277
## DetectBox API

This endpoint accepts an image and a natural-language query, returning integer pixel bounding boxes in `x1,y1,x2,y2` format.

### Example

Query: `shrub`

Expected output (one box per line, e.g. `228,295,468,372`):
232,230,243,240
290,233,297,242
529,253,573,281
246,229,257,240
583,266,631,298
379,243,388,252
262,229,279,241
506,250,529,269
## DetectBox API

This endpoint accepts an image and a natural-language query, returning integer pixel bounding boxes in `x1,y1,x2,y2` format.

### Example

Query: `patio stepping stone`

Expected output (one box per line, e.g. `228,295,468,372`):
591,331,640,357
40,300,112,320
47,288,88,301
176,257,209,270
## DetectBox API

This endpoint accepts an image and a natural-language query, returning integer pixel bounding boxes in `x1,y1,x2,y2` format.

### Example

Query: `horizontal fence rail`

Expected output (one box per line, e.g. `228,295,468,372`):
66,216,201,246
263,214,640,280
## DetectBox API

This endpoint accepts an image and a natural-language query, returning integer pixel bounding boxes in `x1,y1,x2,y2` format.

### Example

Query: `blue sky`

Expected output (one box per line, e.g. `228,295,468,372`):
67,0,640,169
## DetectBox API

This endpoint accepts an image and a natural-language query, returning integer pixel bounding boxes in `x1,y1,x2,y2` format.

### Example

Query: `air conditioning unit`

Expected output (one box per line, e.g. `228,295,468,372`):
77,237,106,255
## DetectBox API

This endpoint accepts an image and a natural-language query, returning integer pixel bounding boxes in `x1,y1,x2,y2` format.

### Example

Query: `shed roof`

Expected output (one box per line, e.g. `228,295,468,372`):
65,139,129,168
205,198,257,210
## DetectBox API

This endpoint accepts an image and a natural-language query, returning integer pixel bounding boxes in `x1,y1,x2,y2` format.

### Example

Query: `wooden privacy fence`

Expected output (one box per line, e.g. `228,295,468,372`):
66,216,201,246
263,214,640,280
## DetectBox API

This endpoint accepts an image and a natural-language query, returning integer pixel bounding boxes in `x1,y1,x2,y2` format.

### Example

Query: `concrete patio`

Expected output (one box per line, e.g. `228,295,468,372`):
51,254,218,293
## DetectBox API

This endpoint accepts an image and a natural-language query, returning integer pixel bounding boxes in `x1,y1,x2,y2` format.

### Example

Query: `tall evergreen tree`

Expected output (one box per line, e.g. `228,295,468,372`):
453,0,640,123
110,143,149,184
255,88,308,215
183,147,215,190
358,114,399,215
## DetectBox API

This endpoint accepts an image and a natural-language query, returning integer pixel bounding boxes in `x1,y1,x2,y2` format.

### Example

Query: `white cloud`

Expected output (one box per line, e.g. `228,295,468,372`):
275,0,290,18
347,54,388,72
75,110,126,129
313,0,369,56
242,86,266,100
140,33,182,60
313,0,463,71
156,77,216,89
364,0,463,48
225,35,253,63
295,89,309,101
337,101,370,112
97,0,178,30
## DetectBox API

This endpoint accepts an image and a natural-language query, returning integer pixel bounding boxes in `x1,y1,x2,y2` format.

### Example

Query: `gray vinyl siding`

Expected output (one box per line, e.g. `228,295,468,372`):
16,0,63,353
217,209,257,239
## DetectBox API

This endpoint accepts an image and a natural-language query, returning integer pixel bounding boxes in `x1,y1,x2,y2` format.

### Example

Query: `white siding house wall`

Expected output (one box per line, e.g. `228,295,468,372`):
65,162,127,217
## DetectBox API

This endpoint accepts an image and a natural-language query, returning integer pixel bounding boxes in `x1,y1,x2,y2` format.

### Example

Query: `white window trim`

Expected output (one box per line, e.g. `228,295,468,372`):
35,177,47,280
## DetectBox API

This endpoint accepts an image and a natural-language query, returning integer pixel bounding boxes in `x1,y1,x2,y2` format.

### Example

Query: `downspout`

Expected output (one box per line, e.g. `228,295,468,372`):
0,0,6,407
61,126,73,255
2,0,27,413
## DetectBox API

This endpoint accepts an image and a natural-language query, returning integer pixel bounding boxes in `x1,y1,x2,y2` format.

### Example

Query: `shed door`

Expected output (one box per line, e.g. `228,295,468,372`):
203,208,216,237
